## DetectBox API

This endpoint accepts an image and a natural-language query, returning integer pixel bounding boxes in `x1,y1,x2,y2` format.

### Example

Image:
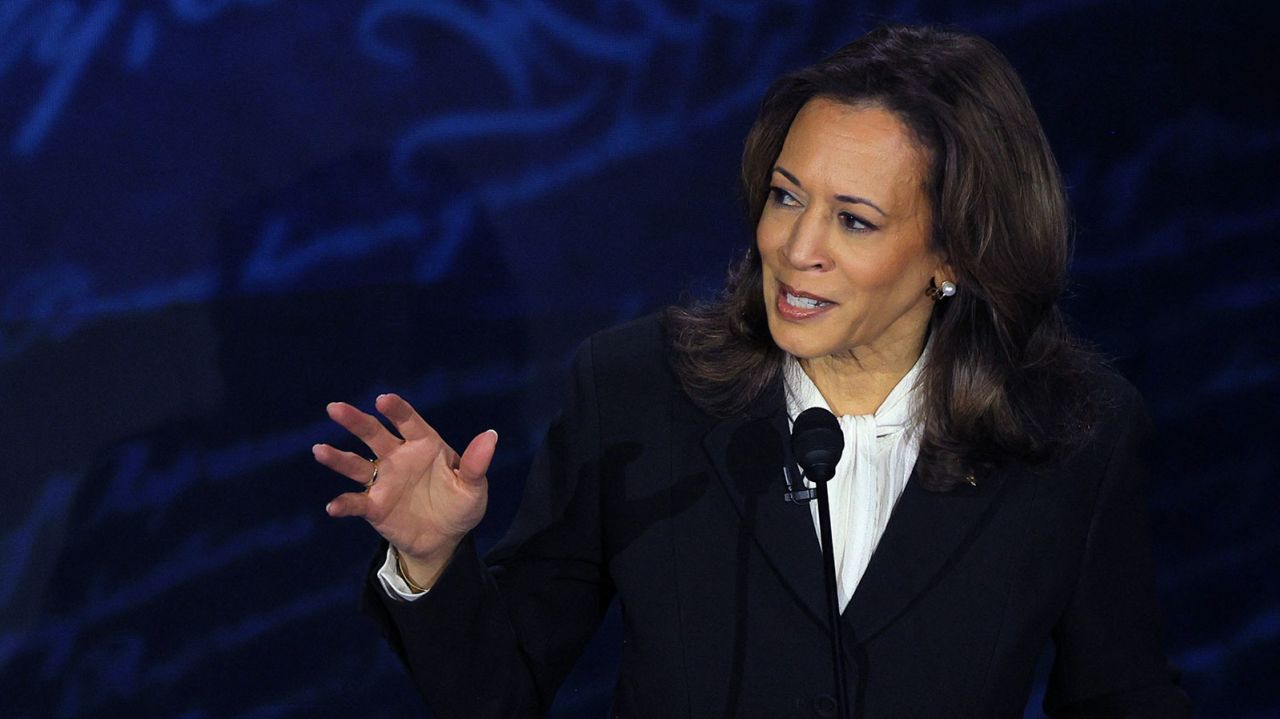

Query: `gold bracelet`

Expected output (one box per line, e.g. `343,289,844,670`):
394,548,428,593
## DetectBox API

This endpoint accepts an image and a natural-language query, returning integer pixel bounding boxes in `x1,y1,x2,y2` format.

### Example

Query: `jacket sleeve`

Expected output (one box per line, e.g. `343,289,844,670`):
361,337,614,719
1044,382,1191,718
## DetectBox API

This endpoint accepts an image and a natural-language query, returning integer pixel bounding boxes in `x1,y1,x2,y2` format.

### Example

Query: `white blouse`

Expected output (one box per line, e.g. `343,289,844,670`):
783,347,927,611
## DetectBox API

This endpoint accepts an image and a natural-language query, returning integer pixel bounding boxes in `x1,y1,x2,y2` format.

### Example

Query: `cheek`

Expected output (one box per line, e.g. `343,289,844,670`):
855,240,933,290
755,217,780,255
839,252,911,294
755,227,781,278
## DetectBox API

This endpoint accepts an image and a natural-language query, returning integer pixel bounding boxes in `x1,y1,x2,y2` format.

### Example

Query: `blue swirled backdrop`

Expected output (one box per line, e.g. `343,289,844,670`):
1,1,1276,717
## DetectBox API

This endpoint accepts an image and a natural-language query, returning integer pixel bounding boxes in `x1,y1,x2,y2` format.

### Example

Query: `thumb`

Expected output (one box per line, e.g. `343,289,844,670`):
457,429,498,486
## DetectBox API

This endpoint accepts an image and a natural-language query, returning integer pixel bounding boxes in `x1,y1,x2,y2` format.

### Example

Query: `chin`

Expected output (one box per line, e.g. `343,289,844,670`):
766,316,836,360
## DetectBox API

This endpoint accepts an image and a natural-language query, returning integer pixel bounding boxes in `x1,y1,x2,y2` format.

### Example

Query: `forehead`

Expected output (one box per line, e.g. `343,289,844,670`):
778,98,928,196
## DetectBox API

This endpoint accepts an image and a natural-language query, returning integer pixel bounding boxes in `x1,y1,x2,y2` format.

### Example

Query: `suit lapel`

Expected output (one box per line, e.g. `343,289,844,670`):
702,406,830,628
844,464,1011,642
700,381,1016,642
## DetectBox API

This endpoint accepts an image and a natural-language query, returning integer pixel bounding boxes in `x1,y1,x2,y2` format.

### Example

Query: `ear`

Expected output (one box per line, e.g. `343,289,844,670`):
929,255,956,289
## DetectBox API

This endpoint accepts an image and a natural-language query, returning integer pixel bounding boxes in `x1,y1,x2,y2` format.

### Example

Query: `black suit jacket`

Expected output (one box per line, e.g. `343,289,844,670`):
363,314,1190,718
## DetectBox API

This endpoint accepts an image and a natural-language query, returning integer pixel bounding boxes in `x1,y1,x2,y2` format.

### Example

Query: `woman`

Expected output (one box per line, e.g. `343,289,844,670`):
315,24,1189,718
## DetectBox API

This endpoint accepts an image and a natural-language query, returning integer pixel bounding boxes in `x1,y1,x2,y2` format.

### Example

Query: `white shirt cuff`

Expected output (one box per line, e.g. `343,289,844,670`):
376,545,429,601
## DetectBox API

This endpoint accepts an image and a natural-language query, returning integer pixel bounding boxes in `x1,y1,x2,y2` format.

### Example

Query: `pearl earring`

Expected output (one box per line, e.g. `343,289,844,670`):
929,280,957,301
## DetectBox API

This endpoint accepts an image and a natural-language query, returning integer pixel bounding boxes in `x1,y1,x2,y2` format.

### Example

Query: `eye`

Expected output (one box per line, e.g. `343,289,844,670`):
838,211,876,233
769,187,802,208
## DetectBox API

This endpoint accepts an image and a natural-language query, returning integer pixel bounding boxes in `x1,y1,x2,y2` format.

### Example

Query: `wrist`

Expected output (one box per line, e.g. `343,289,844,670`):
394,547,429,592
394,539,460,591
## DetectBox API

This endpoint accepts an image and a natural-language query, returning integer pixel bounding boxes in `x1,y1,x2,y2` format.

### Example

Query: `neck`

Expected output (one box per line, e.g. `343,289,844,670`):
798,333,927,416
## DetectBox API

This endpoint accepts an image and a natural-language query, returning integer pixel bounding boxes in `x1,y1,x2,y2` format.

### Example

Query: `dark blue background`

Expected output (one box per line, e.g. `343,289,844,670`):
2,1,1276,717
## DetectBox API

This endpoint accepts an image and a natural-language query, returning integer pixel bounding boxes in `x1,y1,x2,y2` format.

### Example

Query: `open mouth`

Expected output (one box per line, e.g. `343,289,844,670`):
784,292,832,309
775,282,837,320
780,282,836,308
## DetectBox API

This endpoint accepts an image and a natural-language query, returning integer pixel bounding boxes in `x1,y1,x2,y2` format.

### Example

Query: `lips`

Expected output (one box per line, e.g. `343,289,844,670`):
775,282,837,320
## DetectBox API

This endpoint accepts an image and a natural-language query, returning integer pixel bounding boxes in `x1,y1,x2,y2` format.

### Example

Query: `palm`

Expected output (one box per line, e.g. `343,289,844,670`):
314,393,496,561
368,437,488,556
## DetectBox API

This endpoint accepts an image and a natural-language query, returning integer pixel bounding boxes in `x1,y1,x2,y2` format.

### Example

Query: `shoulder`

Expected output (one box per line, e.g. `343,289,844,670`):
562,312,704,441
1080,365,1151,439
568,311,679,404
1049,363,1152,473
578,310,680,383
582,312,668,366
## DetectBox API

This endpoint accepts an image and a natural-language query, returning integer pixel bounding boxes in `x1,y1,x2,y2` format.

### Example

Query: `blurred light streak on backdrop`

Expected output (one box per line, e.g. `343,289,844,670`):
1,1,1277,716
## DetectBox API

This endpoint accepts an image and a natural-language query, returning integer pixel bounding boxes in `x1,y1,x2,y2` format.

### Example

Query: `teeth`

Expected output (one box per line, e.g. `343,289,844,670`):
785,293,828,309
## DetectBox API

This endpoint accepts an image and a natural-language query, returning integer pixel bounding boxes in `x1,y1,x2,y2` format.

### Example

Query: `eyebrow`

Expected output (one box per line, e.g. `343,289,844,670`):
772,165,888,217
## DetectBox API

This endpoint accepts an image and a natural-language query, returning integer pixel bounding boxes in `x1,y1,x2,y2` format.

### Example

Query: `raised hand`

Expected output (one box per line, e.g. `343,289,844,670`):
314,393,496,587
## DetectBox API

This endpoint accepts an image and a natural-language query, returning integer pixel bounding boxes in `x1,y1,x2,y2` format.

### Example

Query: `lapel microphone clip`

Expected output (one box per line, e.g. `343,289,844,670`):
783,465,816,504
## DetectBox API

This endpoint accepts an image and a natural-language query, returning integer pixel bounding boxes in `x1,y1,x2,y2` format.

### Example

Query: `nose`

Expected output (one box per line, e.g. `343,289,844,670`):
783,210,831,272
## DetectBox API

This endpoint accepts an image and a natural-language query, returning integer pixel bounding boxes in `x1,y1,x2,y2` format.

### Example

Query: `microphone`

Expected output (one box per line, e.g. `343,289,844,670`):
791,407,844,484
789,406,850,719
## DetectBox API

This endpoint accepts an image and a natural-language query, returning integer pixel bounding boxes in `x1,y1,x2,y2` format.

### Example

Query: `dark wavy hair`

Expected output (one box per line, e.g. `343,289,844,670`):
666,24,1099,491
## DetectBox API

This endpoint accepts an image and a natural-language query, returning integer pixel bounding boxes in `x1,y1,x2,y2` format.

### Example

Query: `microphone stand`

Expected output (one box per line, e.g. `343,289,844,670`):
791,407,850,719
811,471,851,719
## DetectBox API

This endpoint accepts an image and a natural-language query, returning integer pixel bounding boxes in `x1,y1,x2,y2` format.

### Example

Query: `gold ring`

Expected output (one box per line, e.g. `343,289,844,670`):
363,458,379,492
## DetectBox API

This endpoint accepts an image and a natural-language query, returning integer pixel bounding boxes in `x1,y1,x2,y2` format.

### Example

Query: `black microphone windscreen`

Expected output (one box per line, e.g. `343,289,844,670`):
791,407,843,483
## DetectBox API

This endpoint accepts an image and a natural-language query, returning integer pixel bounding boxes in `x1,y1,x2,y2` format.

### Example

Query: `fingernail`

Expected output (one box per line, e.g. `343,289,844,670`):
486,429,498,439
312,443,323,455
325,502,333,514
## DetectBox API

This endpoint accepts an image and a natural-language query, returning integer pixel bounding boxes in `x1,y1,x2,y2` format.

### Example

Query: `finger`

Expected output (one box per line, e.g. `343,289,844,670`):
312,443,380,485
375,393,437,442
326,491,373,518
457,429,498,486
326,401,402,457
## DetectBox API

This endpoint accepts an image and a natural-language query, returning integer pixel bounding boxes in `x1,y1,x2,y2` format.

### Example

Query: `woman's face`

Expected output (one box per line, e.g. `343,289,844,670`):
758,97,946,362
